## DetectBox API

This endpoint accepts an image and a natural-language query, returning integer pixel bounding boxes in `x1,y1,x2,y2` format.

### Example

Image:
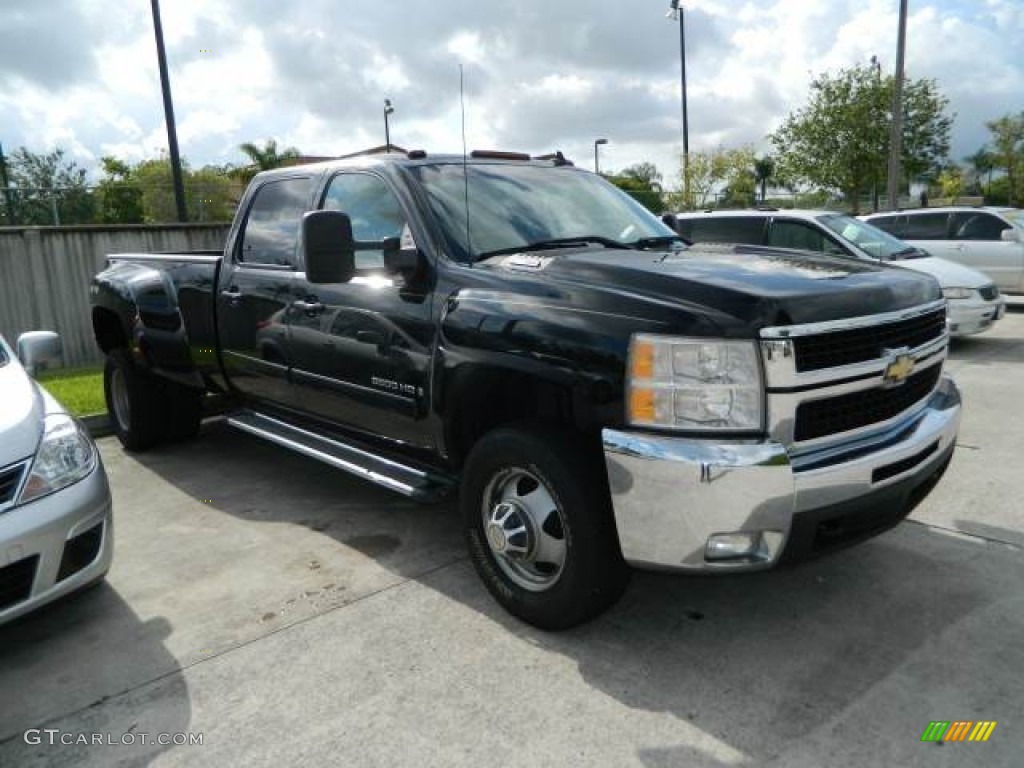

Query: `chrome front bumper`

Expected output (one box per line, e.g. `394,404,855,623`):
603,375,961,572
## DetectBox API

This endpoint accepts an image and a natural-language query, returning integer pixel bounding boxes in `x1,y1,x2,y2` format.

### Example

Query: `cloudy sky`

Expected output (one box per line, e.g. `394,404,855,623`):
1,0,1021,188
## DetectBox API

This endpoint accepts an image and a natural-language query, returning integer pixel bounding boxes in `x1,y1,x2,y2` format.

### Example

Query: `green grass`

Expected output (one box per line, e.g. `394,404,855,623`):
37,366,106,417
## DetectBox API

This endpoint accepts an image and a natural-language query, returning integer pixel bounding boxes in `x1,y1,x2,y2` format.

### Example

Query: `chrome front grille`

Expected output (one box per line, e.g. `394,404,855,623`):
791,307,946,372
761,300,949,450
794,364,943,442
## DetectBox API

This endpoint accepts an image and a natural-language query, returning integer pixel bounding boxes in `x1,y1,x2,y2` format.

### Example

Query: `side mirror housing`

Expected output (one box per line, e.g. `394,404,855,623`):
302,210,356,284
381,236,421,276
17,331,62,377
1001,227,1021,243
661,213,679,232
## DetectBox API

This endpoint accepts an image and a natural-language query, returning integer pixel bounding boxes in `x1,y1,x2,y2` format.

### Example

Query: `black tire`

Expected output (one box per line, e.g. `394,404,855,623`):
103,349,169,451
461,424,630,630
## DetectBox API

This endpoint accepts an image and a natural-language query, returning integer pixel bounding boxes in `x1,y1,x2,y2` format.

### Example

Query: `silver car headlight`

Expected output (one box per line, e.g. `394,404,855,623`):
18,415,97,504
942,287,975,300
626,335,764,431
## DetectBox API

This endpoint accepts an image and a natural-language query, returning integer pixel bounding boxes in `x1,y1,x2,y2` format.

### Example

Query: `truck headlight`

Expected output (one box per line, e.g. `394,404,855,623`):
627,335,763,431
942,287,974,300
18,415,97,504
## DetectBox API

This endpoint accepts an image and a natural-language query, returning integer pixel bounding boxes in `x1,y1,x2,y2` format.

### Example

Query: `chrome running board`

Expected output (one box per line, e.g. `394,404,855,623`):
227,409,455,502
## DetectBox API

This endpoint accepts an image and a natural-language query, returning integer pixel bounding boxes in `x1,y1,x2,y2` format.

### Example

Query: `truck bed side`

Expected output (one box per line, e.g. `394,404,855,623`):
91,251,223,392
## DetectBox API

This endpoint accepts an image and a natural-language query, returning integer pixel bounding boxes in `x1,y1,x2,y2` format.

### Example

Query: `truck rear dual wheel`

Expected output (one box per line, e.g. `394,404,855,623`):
104,350,201,451
461,424,630,630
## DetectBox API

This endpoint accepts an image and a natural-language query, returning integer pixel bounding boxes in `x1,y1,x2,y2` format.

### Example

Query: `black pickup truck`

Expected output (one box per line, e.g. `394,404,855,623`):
91,151,961,629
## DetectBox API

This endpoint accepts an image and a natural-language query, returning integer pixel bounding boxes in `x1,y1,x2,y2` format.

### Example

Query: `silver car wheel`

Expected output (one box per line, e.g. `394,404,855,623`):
481,467,567,592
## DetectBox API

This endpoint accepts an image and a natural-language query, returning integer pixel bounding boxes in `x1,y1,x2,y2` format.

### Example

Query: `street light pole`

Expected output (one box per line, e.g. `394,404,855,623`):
384,99,394,152
149,0,187,222
667,1,689,207
593,138,608,174
886,0,908,210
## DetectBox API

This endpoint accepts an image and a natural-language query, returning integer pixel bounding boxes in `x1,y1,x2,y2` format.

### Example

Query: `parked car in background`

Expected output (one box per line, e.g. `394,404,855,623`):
0,332,113,625
861,207,1024,294
672,209,1006,337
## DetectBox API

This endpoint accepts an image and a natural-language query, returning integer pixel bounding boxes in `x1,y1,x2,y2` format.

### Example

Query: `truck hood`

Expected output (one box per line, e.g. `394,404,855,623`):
892,255,992,290
494,244,942,329
0,357,45,465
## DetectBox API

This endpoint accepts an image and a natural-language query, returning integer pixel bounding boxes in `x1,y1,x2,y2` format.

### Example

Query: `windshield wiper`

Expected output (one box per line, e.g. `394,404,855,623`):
630,235,689,249
475,236,631,261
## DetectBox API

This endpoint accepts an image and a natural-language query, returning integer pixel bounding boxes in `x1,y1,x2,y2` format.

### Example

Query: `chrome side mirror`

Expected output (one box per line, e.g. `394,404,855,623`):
1001,228,1021,243
16,331,62,377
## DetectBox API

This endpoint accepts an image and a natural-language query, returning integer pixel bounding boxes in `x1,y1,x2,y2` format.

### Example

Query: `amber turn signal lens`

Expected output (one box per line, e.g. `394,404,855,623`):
631,340,654,380
629,387,655,423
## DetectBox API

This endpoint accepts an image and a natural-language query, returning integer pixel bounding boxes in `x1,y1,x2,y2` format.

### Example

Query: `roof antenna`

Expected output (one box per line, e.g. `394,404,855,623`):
460,63,473,263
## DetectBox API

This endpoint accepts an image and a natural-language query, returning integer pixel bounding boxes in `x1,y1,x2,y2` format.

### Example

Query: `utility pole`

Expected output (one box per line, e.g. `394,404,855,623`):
0,142,15,225
886,0,908,211
150,0,187,222
667,1,690,207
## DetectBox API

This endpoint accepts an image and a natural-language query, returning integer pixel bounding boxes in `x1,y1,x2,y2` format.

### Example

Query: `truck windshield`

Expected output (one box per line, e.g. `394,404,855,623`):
817,213,923,260
408,163,675,262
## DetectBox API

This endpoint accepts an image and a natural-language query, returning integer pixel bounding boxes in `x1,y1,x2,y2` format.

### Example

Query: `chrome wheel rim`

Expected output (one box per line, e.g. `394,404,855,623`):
110,367,131,433
481,468,567,592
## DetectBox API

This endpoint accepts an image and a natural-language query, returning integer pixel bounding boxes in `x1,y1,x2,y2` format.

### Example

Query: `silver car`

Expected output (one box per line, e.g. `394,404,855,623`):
0,332,113,625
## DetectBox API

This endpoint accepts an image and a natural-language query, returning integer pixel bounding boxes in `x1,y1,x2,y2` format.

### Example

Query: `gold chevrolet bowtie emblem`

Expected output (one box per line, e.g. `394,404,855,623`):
883,353,915,386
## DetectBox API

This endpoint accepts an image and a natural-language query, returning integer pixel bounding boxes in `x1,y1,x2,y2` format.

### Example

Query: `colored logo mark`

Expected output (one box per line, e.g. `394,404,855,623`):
921,721,997,743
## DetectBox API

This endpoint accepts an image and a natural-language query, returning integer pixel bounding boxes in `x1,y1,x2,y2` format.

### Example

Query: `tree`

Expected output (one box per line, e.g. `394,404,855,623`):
237,138,301,181
964,148,996,196
937,165,965,201
753,156,775,203
96,156,144,223
985,112,1024,206
187,166,234,222
606,163,666,213
670,146,756,210
6,146,95,225
769,64,952,212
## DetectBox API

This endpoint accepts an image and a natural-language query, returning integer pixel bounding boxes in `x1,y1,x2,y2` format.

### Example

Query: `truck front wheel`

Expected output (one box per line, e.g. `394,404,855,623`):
104,350,170,451
461,424,630,630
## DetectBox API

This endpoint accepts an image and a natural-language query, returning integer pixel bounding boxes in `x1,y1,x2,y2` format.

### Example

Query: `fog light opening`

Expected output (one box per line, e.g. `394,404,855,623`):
705,531,764,562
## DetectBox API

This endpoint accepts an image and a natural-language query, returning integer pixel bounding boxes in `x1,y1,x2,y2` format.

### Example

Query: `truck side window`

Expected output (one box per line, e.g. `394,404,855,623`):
951,212,1009,241
687,218,765,245
322,173,407,271
239,177,314,267
902,212,949,240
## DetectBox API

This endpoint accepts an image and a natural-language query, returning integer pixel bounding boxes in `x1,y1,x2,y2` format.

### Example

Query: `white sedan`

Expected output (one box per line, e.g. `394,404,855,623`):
0,332,113,625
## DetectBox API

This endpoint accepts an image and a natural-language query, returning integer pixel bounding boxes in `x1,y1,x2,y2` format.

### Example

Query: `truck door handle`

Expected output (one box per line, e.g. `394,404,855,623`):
293,299,325,315
220,286,242,304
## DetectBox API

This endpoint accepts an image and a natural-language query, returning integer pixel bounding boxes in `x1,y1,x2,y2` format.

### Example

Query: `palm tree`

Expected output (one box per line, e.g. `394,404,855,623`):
964,148,995,197
753,156,775,204
237,139,301,180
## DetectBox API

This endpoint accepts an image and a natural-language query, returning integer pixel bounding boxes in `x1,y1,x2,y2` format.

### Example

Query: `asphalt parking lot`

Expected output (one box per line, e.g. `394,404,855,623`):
2,307,1023,767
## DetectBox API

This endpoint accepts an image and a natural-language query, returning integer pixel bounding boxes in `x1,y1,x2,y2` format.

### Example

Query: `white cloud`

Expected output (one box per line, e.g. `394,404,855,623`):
0,0,1020,188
